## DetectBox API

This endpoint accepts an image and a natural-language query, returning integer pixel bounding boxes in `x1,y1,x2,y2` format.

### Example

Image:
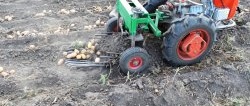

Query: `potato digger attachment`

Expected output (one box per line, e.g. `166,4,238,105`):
63,0,239,74
64,34,121,68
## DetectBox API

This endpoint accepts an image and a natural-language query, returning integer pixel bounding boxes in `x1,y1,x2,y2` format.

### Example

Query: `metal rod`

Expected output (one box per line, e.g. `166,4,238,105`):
65,60,108,64
67,63,106,67
94,33,110,36
105,51,120,54
65,59,89,62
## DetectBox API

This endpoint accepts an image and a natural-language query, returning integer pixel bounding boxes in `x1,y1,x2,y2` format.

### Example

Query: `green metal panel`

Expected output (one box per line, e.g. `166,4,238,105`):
116,0,163,37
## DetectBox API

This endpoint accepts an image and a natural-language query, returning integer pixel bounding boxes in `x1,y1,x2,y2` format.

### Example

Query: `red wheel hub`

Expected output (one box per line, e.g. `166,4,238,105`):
177,29,210,60
128,56,143,70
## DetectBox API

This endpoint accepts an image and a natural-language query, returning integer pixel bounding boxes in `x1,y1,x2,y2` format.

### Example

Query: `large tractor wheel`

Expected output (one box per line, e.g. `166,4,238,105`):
162,14,216,66
105,17,120,34
119,47,150,74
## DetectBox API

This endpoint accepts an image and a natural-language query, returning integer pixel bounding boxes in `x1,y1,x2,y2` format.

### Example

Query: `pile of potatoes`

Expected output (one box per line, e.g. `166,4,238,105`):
0,67,15,78
91,5,112,13
62,39,102,63
0,15,14,22
84,18,106,30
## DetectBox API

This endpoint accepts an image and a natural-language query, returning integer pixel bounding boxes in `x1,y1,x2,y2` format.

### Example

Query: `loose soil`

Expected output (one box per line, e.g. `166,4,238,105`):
0,0,250,106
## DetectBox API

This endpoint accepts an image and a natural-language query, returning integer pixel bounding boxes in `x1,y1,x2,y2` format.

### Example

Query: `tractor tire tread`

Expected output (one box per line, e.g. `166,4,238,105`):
119,47,150,74
162,14,216,66
105,17,119,34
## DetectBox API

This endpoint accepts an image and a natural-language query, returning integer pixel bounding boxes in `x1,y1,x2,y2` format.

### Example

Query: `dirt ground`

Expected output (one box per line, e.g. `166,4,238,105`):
0,0,250,106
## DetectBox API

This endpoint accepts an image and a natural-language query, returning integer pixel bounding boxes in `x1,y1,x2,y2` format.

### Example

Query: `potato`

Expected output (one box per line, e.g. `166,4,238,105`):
86,55,91,59
35,13,45,17
71,52,78,58
74,49,80,54
95,19,101,26
9,70,16,74
1,71,9,77
63,52,68,56
87,25,92,30
66,52,77,59
92,25,97,28
81,49,87,54
89,50,95,54
29,45,35,48
86,49,90,54
154,89,159,93
70,9,77,13
106,5,112,10
21,31,30,36
76,55,82,60
84,26,89,30
16,31,21,36
66,54,71,59
59,9,70,14
90,46,95,51
7,35,14,39
57,59,64,65
4,15,13,21
0,67,3,73
100,21,105,26
84,25,93,30
95,57,101,63
95,6,102,12
30,33,36,37
96,51,101,56
0,18,4,22
70,24,75,27
81,54,86,59
87,42,93,49
29,45,36,50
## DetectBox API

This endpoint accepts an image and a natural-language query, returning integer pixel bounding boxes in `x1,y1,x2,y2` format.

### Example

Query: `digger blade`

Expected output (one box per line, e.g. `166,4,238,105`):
64,40,120,68
65,59,107,68
94,32,128,37
64,54,118,68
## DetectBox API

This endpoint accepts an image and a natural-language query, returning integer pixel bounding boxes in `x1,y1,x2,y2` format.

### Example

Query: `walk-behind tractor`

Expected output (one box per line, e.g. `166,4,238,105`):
64,0,239,74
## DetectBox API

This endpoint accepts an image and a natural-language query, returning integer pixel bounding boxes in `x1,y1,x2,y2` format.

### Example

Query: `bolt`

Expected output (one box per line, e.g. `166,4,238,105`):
133,61,139,66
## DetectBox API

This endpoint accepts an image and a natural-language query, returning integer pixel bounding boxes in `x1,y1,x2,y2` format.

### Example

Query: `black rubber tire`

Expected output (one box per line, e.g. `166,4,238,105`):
105,17,120,34
162,14,216,66
119,47,150,74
